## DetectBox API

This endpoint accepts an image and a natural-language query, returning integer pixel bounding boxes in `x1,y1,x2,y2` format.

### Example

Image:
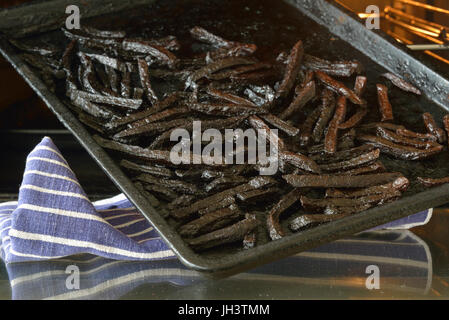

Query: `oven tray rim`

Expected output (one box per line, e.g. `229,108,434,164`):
1,0,449,278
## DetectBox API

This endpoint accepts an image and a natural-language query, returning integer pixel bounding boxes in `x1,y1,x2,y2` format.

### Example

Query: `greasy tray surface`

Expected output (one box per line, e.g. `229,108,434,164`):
2,0,449,277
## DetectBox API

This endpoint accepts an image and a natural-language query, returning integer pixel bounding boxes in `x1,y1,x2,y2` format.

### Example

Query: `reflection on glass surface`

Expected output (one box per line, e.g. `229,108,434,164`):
0,229,433,300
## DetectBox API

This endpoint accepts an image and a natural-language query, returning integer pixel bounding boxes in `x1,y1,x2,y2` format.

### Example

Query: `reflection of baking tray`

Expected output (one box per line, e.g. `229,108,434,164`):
1,0,449,278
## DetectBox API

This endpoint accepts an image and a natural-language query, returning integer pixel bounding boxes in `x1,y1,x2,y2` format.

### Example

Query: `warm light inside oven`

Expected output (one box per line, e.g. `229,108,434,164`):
337,0,449,65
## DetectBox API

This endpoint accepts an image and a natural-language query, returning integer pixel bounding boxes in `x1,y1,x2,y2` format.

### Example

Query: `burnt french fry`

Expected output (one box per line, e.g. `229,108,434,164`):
84,53,128,72
190,102,265,117
324,205,373,215
280,152,321,174
187,216,259,251
208,63,270,81
260,114,300,137
299,70,314,88
423,112,446,144
279,81,316,120
303,55,363,77
359,122,406,131
315,71,365,105
109,93,179,128
70,94,113,119
62,28,122,52
338,76,368,130
325,177,409,198
146,35,181,51
376,126,440,149
113,107,189,138
148,130,178,149
137,58,159,104
81,26,126,38
175,168,207,180
94,135,219,166
21,53,62,77
148,116,246,149
376,84,394,122
231,69,278,85
198,196,236,216
190,26,231,48
309,129,355,154
124,116,185,139
206,87,256,106
205,176,248,193
396,128,437,142
248,115,285,151
186,57,255,89
122,38,179,69
300,106,322,147
120,159,172,177
310,144,375,164
94,135,170,162
267,188,302,240
236,187,279,202
120,69,131,98
178,205,242,238
171,176,276,220
312,89,336,143
290,214,347,231
357,134,443,160
207,43,258,60
276,40,304,99
143,184,178,201
324,96,347,154
190,26,256,55
319,149,380,173
249,85,275,103
333,161,386,176
77,113,106,134
382,73,421,95
338,107,368,130
78,52,103,94
417,176,449,187
150,68,192,81
244,88,268,107
283,172,404,188
167,195,196,211
300,191,401,213
444,115,449,147
353,76,367,96
133,180,163,206
136,173,201,195
129,106,189,129
10,39,60,56
69,89,142,110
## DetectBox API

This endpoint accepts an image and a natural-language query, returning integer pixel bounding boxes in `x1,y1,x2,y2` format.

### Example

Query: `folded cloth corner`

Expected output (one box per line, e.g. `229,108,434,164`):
0,136,174,263
0,136,432,263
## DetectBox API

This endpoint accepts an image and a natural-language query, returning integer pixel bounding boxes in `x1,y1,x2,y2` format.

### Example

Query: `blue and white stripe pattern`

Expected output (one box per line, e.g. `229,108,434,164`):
0,136,432,264
0,137,174,263
4,230,432,299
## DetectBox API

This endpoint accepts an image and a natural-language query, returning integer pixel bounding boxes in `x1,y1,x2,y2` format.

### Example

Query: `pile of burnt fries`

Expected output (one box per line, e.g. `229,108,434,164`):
10,25,449,252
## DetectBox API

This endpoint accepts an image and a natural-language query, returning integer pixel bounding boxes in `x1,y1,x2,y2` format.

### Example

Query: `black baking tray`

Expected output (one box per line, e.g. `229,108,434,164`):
1,0,449,278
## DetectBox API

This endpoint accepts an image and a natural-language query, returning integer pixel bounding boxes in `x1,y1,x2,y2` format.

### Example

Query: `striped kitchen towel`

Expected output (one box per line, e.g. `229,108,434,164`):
5,230,432,299
0,137,174,263
0,136,432,263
